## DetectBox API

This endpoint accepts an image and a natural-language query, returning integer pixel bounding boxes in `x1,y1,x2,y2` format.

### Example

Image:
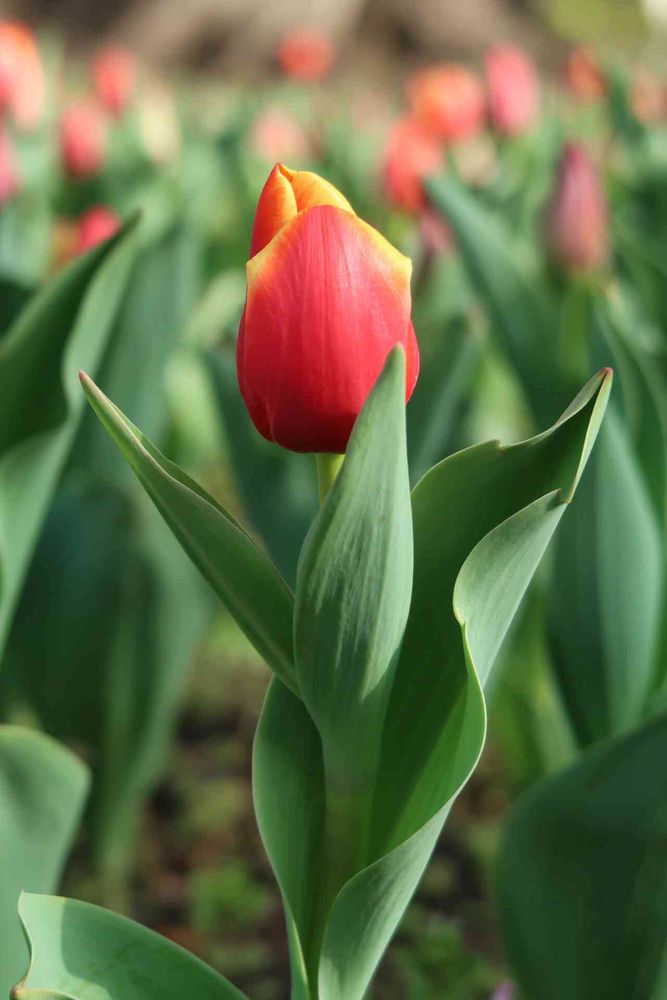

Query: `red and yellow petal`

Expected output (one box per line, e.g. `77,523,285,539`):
240,204,416,453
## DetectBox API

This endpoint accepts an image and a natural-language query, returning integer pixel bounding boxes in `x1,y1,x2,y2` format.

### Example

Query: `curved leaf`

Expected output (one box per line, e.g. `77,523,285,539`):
0,728,88,996
14,894,247,999
80,375,296,693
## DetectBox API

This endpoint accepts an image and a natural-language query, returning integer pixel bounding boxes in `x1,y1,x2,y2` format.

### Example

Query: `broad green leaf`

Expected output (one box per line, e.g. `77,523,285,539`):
498,711,667,1000
427,173,562,424
14,893,247,999
254,369,611,999
0,727,88,996
0,222,139,657
206,346,318,587
80,375,296,692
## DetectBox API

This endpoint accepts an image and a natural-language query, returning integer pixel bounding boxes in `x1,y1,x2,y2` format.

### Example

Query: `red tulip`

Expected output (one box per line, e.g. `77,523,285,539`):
546,143,608,273
0,21,44,130
408,64,485,142
383,116,444,213
237,164,419,454
278,28,334,81
60,99,107,178
250,109,310,163
485,45,540,136
93,46,136,118
0,124,19,203
565,48,606,102
75,206,120,254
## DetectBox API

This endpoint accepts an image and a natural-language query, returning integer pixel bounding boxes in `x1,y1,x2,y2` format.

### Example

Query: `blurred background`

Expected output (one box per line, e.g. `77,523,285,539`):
2,0,667,998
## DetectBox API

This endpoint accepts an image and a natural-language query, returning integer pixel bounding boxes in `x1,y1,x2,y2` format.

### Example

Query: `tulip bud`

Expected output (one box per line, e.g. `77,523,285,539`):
277,28,334,81
382,116,444,213
250,109,310,164
0,21,44,131
92,45,136,118
546,143,608,274
60,99,107,178
238,164,419,453
485,44,540,136
408,64,485,142
75,206,120,254
565,48,606,102
0,124,20,203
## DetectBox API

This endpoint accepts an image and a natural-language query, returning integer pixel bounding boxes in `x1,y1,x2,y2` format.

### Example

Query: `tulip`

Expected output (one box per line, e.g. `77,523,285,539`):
545,143,608,274
485,44,540,136
250,109,310,164
408,64,485,142
93,45,136,118
278,28,334,82
565,48,606,102
0,124,19,203
382,116,444,213
60,99,107,178
237,164,419,454
75,206,120,254
0,21,44,130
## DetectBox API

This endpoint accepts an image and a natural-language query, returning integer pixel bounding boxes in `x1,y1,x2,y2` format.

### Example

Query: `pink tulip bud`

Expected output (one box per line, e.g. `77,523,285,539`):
278,28,334,81
93,46,136,118
250,109,310,163
485,44,540,136
546,143,608,274
75,206,120,254
408,64,486,143
60,99,107,178
382,116,444,213
0,124,20,203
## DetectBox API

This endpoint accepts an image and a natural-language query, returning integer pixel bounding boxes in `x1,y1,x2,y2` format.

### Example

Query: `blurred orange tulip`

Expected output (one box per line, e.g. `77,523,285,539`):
565,48,606,102
485,44,540,136
60,99,107,178
0,21,44,130
93,46,136,118
278,28,334,81
546,143,608,274
408,64,485,142
382,116,444,213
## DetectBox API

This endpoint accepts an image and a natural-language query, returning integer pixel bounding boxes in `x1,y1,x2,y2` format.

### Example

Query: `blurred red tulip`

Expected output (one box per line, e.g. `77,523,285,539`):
278,28,334,81
546,143,608,273
60,99,107,178
485,44,540,136
93,45,136,118
0,21,44,130
238,164,419,453
565,48,606,102
0,124,19,202
408,65,485,142
75,206,120,253
250,109,310,163
383,116,444,213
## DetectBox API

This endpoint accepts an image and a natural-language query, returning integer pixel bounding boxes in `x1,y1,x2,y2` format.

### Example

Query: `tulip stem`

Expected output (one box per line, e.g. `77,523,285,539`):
316,453,344,505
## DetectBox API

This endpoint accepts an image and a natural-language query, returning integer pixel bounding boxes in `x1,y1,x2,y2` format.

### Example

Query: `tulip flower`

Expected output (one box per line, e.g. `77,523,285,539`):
0,21,44,130
60,99,107,178
545,143,608,274
278,27,334,81
565,48,606,102
75,206,120,254
237,164,419,454
382,116,444,213
250,109,310,164
408,64,485,142
93,45,136,118
485,44,540,136
0,124,19,203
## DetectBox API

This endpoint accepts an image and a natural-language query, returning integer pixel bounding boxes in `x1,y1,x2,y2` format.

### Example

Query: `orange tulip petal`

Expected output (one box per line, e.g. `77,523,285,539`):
250,164,299,257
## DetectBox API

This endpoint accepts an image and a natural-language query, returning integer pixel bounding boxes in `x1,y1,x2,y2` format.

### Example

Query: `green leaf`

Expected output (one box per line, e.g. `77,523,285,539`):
254,369,611,999
14,893,247,999
0,222,139,658
0,727,88,996
497,711,667,1000
427,172,562,424
80,374,296,693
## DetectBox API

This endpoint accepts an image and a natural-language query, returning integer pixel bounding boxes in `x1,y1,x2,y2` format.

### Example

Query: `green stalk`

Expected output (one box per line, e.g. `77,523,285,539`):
316,453,344,505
